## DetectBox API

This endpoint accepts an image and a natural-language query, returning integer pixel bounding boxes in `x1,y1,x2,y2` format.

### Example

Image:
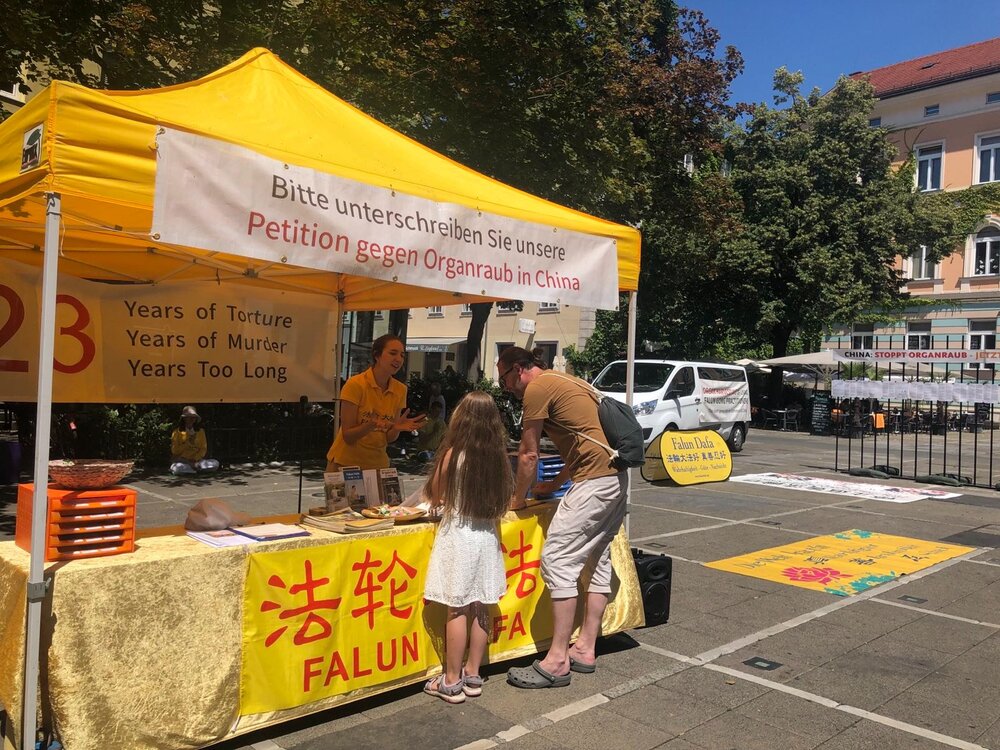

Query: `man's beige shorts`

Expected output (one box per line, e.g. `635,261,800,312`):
540,472,628,599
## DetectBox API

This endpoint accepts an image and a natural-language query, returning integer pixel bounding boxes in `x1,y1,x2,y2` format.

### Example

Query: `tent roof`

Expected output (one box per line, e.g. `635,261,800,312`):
0,48,640,309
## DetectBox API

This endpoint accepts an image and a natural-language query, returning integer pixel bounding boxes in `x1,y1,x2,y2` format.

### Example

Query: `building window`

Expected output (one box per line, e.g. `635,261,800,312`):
970,320,997,370
427,306,443,317
987,92,1000,105
976,134,1000,184
851,323,873,350
906,321,931,350
460,304,472,317
869,117,882,127
538,302,559,313
924,104,939,117
916,144,942,191
0,81,24,104
908,245,936,280
974,228,1000,276
373,310,384,320
496,301,519,315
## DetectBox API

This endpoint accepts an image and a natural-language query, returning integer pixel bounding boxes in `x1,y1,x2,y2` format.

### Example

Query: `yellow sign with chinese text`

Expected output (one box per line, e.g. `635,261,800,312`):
658,430,732,485
241,513,556,715
705,529,974,596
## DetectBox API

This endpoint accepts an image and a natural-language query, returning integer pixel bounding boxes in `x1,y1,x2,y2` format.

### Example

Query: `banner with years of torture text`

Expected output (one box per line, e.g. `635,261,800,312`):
0,259,337,402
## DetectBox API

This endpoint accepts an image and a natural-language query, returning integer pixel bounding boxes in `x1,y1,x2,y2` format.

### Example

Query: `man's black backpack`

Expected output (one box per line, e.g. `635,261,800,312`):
544,372,646,470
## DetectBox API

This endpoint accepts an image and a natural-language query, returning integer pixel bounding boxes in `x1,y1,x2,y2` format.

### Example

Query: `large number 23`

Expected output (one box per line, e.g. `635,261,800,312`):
0,284,96,374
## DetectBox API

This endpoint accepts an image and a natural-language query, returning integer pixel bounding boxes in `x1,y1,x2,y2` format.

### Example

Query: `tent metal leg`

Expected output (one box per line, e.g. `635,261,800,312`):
23,193,61,750
625,291,637,540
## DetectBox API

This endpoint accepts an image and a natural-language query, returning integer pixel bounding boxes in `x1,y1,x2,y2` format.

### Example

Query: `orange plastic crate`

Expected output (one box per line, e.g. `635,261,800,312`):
16,484,136,561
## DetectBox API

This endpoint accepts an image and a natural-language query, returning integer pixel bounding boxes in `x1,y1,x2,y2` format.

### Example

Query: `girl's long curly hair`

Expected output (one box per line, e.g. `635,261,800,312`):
424,391,512,520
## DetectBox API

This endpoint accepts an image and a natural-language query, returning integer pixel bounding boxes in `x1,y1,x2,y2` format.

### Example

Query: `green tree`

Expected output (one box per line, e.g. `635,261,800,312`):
721,70,962,396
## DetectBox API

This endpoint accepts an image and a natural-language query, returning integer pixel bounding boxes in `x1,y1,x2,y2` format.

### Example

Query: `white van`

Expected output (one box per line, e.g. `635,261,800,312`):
592,360,752,452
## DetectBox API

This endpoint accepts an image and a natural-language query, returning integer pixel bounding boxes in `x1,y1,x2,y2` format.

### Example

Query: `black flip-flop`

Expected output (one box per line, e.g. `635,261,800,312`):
569,656,596,674
507,660,571,689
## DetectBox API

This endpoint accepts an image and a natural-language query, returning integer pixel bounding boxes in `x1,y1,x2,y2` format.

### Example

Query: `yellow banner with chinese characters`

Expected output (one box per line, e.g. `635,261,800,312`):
705,529,974,596
241,513,556,715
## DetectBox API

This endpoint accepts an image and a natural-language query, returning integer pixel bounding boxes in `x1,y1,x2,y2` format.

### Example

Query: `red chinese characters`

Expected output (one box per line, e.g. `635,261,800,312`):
351,549,418,630
261,559,342,647
502,529,541,599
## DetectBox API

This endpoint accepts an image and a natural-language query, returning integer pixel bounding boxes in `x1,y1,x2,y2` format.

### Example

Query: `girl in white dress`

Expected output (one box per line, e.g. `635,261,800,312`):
423,391,514,703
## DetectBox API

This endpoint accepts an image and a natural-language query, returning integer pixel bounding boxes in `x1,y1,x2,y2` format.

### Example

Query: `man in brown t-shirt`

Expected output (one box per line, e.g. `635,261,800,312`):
499,347,628,689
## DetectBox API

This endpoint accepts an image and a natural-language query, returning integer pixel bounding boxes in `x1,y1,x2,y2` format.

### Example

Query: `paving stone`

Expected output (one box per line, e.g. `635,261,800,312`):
678,708,816,750
291,698,510,750
735,689,858,742
938,582,1000,622
873,561,1000,610
602,684,726,737
714,618,870,680
976,715,1000,748
653,524,795,563
937,650,1000,688
649,739,705,750
814,600,923,640
810,717,957,749
533,705,670,750
877,684,995,741
787,665,919,711
628,503,728,537
885,612,996,654
499,732,573,750
633,612,756,656
653,666,769,709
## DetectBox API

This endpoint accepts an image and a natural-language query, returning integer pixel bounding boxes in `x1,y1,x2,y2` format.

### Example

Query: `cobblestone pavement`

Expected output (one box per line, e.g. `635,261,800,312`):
3,428,999,750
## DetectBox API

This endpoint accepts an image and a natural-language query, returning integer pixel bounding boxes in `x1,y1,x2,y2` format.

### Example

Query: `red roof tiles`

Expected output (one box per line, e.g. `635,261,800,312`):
850,36,1000,98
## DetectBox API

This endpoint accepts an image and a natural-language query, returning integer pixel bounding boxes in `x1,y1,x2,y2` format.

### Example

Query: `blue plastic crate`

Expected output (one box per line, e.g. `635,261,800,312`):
510,454,572,499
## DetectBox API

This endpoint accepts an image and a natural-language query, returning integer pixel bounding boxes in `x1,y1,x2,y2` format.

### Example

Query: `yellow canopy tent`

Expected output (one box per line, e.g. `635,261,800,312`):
0,49,641,748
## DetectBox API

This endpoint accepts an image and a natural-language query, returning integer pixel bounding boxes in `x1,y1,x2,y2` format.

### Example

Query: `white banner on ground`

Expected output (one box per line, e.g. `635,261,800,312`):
700,379,751,423
832,380,1000,403
730,473,961,502
152,128,620,309
832,349,1000,364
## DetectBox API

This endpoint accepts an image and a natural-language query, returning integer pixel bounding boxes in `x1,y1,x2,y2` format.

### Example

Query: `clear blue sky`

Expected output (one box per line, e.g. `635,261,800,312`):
693,0,1000,105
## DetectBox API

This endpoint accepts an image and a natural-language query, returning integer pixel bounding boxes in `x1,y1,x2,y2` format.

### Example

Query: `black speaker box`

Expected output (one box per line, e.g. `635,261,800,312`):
631,548,672,626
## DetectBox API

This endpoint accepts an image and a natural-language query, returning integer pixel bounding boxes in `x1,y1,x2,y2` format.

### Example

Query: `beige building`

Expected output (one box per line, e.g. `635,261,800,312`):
826,37,1000,357
400,302,593,378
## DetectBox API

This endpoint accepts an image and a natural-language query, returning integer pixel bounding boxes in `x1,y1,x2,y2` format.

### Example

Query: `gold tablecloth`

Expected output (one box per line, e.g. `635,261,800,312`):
0,505,643,750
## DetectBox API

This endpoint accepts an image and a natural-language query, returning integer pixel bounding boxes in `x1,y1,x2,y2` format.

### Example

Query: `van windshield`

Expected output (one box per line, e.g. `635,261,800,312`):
593,362,676,393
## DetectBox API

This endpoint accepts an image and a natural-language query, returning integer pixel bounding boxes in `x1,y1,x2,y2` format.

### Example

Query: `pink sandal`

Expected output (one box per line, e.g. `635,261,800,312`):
424,675,466,704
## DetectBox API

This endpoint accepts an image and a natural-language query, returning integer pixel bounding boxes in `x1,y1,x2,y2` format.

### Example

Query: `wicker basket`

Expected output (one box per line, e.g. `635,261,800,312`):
48,459,135,490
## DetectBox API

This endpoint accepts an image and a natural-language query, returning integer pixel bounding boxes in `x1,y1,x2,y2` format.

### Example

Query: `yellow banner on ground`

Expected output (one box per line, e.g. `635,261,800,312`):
705,529,974,596
0,259,337,402
641,429,731,485
241,514,555,715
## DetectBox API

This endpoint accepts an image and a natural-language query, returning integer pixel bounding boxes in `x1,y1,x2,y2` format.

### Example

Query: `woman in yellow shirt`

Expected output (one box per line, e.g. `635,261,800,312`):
326,334,426,471
170,405,220,475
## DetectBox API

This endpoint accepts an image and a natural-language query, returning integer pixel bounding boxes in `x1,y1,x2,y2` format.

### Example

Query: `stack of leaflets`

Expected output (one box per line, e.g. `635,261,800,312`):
228,522,310,541
302,508,393,534
186,529,258,547
378,467,403,506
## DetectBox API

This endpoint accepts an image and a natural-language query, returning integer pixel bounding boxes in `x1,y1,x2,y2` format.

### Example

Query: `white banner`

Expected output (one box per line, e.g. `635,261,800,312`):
729,473,961,503
152,129,620,309
831,380,1000,404
700,379,751,423
832,349,999,364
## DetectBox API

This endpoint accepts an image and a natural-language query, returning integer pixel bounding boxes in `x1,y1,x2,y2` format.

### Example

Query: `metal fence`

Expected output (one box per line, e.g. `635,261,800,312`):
828,337,998,489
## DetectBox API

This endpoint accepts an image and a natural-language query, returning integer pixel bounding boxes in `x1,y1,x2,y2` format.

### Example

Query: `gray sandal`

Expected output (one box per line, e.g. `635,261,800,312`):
507,660,571,689
462,669,484,697
424,675,466,703
569,656,596,674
